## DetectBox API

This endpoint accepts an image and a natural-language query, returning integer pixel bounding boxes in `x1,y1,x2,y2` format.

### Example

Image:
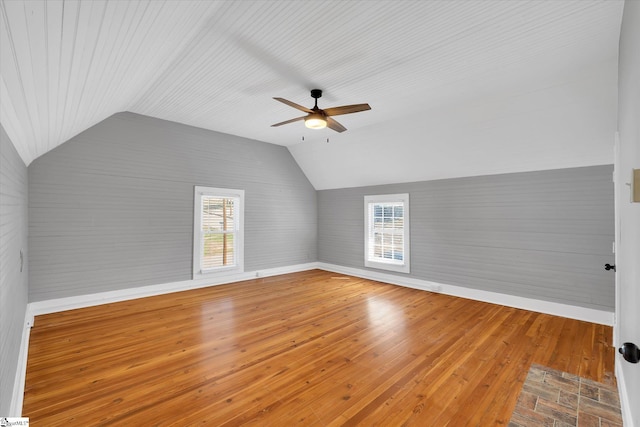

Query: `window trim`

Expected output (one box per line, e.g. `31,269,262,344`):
193,186,244,279
364,193,410,273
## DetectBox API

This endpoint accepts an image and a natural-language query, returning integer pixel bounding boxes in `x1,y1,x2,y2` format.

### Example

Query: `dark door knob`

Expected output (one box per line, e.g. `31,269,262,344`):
604,263,616,271
619,343,640,363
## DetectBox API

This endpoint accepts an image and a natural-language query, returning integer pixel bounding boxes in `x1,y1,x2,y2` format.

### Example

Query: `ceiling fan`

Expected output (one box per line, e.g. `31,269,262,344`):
271,89,371,133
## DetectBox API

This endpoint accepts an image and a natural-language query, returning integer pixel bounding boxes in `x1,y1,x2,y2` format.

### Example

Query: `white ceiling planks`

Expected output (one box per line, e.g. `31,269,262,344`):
0,0,625,189
0,0,217,165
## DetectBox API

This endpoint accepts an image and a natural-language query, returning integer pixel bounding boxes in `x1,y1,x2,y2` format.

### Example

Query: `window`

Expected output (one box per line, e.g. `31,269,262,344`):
193,186,244,278
364,194,410,273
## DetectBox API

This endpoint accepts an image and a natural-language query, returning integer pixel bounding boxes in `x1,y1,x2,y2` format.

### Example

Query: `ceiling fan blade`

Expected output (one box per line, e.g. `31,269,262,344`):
323,103,371,116
271,116,306,127
326,117,347,133
273,97,313,113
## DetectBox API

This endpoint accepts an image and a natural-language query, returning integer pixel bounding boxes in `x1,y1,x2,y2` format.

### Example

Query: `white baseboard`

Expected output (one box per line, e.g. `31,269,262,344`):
10,310,33,416
27,261,614,325
29,262,319,316
30,260,611,323
615,358,635,427
317,263,614,326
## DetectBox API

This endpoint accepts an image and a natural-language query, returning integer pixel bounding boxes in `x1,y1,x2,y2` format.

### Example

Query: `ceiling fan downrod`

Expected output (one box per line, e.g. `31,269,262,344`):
310,89,322,110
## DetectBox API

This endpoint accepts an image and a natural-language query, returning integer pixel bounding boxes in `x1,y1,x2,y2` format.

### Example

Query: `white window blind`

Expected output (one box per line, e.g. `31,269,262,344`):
364,194,410,273
201,196,237,269
193,187,244,278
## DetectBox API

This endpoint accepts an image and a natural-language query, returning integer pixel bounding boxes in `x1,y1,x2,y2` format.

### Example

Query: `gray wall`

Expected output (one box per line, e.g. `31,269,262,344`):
319,166,614,311
617,0,640,423
0,124,29,415
28,112,317,301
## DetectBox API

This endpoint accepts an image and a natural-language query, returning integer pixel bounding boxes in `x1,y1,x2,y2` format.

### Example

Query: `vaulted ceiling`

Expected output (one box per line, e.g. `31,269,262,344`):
0,0,624,189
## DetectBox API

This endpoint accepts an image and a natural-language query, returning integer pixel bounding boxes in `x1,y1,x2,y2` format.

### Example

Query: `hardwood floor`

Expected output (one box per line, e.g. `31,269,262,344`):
22,270,615,426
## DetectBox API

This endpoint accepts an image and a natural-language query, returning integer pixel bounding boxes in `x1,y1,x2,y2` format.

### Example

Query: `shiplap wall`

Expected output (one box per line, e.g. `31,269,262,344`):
28,112,317,302
318,166,615,311
0,124,29,415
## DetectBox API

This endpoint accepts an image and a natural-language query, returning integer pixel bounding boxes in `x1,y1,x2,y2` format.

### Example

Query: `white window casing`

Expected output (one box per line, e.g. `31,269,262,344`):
193,186,244,278
364,193,410,273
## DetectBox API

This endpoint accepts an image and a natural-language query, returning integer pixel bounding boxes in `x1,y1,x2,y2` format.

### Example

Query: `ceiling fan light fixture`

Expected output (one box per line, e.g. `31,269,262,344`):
305,113,327,129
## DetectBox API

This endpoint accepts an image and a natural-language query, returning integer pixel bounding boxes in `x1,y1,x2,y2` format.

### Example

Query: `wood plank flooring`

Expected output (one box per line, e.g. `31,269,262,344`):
22,270,616,426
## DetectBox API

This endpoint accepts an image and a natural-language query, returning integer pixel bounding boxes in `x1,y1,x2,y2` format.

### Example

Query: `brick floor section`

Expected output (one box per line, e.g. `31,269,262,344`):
509,364,623,427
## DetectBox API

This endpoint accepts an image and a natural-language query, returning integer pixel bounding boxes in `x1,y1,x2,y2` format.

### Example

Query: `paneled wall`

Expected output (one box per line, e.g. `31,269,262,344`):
318,166,614,311
0,125,29,414
28,112,317,301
